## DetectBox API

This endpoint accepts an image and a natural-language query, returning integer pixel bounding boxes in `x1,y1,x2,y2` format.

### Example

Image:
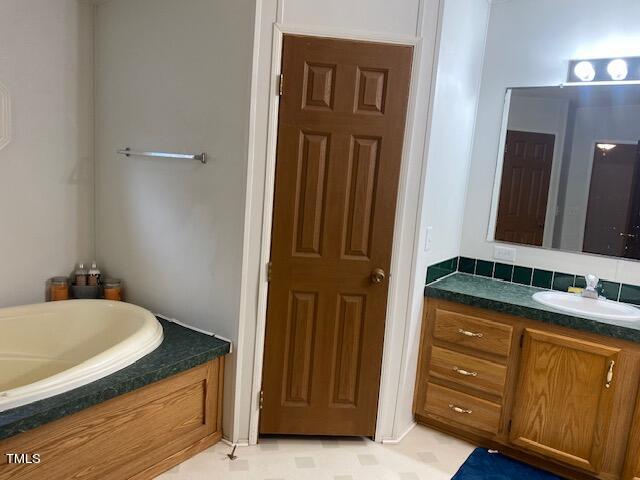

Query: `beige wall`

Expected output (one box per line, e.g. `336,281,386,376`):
94,0,256,439
0,0,94,307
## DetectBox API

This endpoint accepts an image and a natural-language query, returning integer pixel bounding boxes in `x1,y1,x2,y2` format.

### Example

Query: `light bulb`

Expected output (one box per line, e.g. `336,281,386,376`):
597,143,616,152
574,61,596,82
607,59,628,80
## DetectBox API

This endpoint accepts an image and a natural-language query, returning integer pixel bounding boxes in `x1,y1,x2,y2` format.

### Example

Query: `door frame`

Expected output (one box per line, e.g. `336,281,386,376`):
242,14,438,445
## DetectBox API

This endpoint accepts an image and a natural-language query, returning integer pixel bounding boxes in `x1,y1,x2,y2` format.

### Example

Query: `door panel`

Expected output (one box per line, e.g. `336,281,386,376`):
510,329,620,473
495,130,555,246
282,291,318,405
583,143,639,257
260,35,413,436
330,294,366,406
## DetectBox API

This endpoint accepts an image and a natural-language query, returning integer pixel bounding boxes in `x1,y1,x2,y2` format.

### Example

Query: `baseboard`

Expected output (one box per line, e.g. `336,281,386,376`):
221,437,250,448
381,421,417,444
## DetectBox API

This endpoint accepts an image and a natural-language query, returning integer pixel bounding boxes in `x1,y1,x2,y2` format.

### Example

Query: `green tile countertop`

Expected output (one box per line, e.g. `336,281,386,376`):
425,273,640,344
0,319,230,441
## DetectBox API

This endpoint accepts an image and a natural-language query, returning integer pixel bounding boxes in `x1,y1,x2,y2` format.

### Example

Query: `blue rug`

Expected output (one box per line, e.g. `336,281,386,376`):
452,448,564,479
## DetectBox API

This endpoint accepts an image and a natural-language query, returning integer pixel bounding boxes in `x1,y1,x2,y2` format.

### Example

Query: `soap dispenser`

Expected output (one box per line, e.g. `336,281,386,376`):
75,263,88,286
88,262,101,287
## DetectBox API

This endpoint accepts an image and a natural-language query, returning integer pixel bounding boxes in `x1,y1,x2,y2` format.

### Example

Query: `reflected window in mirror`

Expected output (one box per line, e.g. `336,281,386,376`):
490,85,640,261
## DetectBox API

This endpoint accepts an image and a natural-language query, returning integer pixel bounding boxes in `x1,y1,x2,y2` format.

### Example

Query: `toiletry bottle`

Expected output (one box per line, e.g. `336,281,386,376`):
49,277,69,301
88,262,101,286
75,263,88,286
104,278,123,301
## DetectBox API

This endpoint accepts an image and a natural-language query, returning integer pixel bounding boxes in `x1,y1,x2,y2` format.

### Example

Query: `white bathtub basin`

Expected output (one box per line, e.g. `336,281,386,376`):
532,291,640,322
0,300,163,412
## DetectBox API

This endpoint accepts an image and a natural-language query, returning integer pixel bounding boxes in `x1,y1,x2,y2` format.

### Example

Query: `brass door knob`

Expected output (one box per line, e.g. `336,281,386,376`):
371,268,386,284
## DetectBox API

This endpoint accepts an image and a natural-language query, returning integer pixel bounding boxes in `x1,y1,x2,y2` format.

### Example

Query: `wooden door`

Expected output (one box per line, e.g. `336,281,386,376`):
510,329,620,473
495,130,555,246
260,35,413,436
583,143,639,257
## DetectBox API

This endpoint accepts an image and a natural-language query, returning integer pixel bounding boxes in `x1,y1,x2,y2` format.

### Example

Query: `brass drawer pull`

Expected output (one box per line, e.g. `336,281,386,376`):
453,366,478,377
605,360,616,388
458,328,484,338
448,404,473,414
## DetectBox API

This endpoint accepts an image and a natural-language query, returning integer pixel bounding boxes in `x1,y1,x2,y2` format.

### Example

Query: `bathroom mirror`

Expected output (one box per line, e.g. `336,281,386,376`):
488,84,640,261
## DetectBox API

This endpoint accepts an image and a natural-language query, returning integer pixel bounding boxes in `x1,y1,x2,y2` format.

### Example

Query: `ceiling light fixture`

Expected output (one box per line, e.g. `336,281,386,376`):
597,143,617,153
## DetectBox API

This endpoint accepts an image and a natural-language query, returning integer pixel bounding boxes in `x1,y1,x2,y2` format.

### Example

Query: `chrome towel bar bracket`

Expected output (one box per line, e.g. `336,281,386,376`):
117,148,207,164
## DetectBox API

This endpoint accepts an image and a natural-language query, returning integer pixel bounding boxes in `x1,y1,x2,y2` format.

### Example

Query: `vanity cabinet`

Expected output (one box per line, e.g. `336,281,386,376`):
510,329,619,473
415,298,640,480
625,390,640,480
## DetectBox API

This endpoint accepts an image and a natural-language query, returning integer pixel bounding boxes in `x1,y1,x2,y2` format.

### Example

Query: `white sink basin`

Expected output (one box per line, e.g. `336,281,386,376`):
532,291,640,322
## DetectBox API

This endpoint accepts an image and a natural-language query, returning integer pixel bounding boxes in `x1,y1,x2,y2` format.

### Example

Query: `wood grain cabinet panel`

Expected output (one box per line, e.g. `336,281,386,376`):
433,308,513,357
423,383,502,434
415,299,640,480
0,358,224,480
624,390,640,480
429,346,507,397
510,329,620,473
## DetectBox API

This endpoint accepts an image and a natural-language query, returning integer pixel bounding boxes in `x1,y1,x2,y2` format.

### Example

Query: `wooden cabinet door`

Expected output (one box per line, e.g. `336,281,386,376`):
624,390,640,480
510,329,620,473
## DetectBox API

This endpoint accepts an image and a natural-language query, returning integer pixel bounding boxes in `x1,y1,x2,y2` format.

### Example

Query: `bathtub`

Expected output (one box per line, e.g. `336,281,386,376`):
0,300,163,412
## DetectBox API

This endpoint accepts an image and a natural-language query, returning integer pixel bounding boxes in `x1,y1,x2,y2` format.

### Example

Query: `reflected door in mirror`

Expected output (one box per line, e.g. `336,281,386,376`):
584,142,640,259
495,130,555,246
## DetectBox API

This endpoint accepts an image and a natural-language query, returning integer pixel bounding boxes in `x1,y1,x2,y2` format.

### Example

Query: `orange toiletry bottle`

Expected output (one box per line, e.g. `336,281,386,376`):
50,277,69,301
104,278,123,301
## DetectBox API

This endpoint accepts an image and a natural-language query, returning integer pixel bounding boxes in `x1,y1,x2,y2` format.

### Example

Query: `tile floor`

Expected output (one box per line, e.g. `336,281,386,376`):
156,425,475,480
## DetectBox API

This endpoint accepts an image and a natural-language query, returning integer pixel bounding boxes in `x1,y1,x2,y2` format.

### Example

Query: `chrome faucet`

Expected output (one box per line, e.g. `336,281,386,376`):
582,274,599,299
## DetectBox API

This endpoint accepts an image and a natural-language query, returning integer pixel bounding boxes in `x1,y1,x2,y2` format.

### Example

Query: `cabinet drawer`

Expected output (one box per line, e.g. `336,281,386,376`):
424,383,502,434
429,346,507,397
433,309,513,357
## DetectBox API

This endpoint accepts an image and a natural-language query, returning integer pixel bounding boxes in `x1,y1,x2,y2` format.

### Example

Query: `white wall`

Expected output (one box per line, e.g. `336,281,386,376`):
94,0,255,439
395,0,490,436
462,0,640,285
0,0,94,307
239,0,489,445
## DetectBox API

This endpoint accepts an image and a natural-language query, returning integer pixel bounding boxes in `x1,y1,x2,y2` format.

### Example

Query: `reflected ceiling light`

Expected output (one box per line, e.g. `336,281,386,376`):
597,143,617,153
607,59,628,80
574,61,596,82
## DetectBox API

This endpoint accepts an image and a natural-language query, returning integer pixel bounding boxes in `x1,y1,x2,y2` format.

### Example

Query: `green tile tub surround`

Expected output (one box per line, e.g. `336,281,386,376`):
424,273,640,344
512,266,533,285
426,257,458,284
552,272,575,292
532,269,553,289
0,319,231,441
475,259,494,278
